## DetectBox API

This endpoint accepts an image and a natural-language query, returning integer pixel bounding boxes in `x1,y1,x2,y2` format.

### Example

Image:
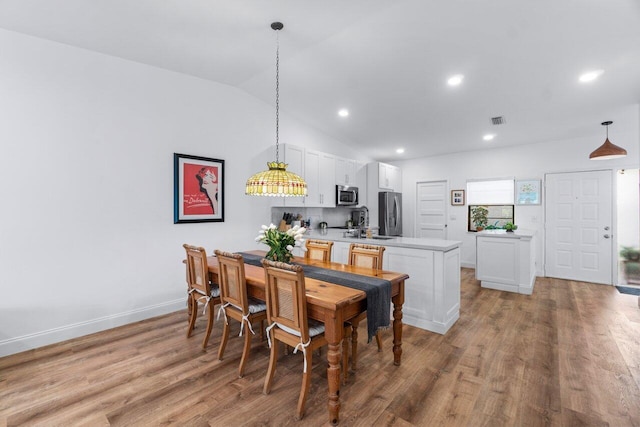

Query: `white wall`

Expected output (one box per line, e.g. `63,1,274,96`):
0,29,355,356
617,169,640,249
396,105,640,274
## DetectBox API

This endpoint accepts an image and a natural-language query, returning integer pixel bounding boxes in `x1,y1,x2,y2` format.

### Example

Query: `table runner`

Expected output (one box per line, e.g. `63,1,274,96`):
238,252,391,342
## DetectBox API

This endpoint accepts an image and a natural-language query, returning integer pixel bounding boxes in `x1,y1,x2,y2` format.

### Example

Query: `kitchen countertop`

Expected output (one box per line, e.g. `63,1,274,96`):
476,229,536,239
304,228,460,251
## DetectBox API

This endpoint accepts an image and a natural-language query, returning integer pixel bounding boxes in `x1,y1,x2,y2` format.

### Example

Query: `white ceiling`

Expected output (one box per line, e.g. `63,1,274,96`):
1,0,639,161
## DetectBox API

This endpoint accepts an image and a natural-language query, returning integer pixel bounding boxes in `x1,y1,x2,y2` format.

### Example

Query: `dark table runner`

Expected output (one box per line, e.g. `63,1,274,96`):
238,252,391,342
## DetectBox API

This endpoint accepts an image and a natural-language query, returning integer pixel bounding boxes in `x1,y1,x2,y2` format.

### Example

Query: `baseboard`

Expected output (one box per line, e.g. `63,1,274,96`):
403,310,460,335
0,299,185,358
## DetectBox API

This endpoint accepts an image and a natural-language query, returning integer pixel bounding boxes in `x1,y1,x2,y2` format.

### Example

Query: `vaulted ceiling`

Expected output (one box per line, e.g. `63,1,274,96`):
1,0,639,160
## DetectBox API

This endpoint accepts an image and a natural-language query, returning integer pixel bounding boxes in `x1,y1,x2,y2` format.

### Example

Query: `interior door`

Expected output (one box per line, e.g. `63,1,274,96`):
545,170,613,284
416,181,447,239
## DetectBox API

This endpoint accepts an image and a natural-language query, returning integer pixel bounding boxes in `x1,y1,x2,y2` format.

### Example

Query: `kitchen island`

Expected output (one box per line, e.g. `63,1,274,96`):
475,229,536,295
299,229,461,335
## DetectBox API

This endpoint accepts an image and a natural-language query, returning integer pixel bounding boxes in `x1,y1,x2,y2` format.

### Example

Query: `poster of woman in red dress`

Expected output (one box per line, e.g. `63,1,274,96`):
174,153,224,223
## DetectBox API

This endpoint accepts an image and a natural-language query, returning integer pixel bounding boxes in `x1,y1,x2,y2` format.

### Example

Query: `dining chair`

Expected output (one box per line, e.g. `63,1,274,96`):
344,243,386,378
183,244,221,349
304,239,334,262
214,250,267,378
261,259,328,420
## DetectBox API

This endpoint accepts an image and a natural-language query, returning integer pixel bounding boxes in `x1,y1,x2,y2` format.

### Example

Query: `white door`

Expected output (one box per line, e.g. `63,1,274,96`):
545,170,613,284
416,181,447,239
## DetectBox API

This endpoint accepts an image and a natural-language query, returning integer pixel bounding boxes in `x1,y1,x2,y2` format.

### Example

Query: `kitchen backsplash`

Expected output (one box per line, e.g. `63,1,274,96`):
271,206,361,230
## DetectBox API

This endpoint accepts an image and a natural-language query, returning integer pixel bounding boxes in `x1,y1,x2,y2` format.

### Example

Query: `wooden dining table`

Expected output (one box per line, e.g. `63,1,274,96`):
205,250,409,425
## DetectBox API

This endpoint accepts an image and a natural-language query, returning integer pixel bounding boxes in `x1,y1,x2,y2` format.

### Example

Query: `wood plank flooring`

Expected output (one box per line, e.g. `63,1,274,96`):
1,269,639,426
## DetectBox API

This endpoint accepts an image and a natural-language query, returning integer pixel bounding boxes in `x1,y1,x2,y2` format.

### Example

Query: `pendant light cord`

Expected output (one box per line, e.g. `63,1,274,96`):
275,28,280,164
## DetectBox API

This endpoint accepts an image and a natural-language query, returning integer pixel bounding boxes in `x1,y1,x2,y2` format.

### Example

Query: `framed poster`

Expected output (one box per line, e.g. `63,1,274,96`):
174,153,225,223
451,189,465,206
515,179,541,205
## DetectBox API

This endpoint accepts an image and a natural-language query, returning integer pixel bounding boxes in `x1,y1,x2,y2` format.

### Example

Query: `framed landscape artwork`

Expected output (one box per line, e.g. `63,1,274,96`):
174,153,225,223
451,189,465,206
515,179,541,205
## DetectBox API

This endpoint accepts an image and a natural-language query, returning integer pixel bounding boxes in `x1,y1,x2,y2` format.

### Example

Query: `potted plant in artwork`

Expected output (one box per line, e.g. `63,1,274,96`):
470,206,489,231
620,246,640,284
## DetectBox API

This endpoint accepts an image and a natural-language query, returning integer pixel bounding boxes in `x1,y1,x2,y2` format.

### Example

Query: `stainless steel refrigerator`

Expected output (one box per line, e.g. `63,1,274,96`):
378,191,402,236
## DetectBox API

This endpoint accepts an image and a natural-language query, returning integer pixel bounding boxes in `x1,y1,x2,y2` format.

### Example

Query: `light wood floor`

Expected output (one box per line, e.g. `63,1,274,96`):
2,269,639,426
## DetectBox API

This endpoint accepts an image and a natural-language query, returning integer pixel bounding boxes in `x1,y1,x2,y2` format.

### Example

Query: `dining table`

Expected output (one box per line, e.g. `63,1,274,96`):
204,249,409,425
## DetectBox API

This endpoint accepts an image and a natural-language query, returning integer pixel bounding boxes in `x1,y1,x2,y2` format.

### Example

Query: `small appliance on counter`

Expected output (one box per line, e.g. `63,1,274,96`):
350,209,366,228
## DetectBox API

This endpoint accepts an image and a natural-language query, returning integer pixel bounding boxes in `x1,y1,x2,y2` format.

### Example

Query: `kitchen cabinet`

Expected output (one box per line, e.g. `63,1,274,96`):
366,162,403,228
475,230,536,294
378,162,401,191
270,145,360,208
331,241,350,264
305,229,462,335
279,144,306,207
305,149,335,207
335,157,357,186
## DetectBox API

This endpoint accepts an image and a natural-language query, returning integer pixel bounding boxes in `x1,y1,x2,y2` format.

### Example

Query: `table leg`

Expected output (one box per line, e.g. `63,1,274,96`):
325,314,342,425
392,280,405,366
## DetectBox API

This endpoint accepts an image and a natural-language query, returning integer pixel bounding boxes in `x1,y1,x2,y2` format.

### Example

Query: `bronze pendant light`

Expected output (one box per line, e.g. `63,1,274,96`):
246,22,308,197
589,121,627,160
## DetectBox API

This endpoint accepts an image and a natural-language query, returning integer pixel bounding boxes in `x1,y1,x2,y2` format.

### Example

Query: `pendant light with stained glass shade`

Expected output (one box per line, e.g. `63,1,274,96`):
589,121,627,160
246,22,307,197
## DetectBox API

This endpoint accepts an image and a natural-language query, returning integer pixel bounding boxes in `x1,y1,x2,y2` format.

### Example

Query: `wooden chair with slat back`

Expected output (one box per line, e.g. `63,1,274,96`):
343,243,386,381
214,250,267,378
183,244,221,349
304,239,334,262
261,259,328,420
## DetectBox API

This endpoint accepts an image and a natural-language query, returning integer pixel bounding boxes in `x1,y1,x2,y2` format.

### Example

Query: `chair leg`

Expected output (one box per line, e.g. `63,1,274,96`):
238,323,253,378
186,296,197,338
263,338,279,394
218,320,230,360
375,331,383,352
187,295,193,322
296,348,314,420
202,302,215,349
351,320,360,372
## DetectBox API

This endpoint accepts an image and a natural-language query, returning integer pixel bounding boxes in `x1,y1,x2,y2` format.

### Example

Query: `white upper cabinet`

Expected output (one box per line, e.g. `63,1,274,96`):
271,145,360,208
335,157,357,186
280,144,305,207
305,149,336,207
378,162,402,191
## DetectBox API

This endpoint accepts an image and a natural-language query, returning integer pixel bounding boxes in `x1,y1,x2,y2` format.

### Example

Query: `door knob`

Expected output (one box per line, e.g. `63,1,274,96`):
604,226,610,230
603,234,610,239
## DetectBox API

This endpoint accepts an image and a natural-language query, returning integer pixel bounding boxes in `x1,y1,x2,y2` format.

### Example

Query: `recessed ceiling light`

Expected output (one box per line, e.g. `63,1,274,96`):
483,134,495,141
396,148,405,154
338,108,349,117
447,74,464,86
579,70,604,83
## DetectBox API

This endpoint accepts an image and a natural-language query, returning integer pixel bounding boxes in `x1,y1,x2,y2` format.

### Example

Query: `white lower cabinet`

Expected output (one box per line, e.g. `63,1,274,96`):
330,240,460,335
475,230,536,294
384,246,460,334
332,241,350,264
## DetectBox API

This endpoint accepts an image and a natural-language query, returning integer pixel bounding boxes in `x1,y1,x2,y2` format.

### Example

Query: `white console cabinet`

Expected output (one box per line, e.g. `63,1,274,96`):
475,230,536,295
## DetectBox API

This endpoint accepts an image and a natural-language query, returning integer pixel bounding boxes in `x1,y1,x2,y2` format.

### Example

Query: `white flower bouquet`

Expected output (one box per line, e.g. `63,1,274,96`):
255,223,306,263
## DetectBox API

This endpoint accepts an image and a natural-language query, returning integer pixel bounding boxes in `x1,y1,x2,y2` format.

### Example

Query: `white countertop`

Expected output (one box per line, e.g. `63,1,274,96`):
304,228,460,251
476,229,536,239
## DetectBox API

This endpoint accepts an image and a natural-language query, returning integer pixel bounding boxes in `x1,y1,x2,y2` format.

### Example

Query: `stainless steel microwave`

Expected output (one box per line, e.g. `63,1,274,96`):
336,185,359,206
